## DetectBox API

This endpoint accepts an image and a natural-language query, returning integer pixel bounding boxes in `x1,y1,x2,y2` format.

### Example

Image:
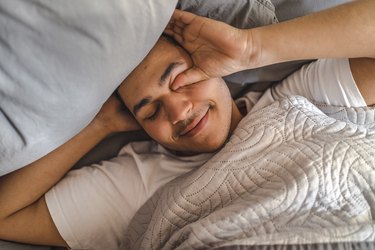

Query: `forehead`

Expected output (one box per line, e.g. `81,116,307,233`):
119,38,189,105
141,38,184,70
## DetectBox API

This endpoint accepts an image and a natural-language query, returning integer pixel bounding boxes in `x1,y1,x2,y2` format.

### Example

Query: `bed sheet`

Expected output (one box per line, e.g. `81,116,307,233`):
0,1,360,250
125,96,375,249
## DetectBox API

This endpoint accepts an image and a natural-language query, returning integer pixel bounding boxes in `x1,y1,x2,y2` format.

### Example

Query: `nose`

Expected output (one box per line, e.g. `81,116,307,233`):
164,94,192,125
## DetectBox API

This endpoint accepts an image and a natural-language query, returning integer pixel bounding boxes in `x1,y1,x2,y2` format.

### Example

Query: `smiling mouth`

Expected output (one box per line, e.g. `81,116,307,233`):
180,109,209,138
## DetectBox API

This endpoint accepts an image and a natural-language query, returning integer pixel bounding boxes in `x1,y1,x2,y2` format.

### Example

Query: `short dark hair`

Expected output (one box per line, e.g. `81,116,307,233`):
160,33,191,57
161,33,179,46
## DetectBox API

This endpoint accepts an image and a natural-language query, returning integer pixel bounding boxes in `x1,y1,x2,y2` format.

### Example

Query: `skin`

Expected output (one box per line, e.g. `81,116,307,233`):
1,1,375,247
118,37,242,153
165,1,375,93
0,95,138,247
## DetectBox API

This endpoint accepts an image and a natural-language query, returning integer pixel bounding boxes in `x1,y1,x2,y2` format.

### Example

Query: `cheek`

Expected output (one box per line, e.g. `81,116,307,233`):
189,78,230,101
142,121,172,142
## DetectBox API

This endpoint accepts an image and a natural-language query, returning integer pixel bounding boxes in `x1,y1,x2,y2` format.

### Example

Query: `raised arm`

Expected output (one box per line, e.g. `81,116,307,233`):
251,0,375,67
166,0,375,88
0,94,139,246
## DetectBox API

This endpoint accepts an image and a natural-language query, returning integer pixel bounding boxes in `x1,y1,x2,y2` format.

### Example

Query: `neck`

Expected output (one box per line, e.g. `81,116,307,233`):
229,100,243,135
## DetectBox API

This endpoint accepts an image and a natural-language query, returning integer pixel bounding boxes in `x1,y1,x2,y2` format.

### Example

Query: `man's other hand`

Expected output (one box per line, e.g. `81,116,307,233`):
94,93,140,135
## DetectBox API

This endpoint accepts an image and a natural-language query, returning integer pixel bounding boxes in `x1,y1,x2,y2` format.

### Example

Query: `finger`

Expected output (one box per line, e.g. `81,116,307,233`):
171,68,208,90
127,121,142,131
162,29,184,45
166,22,184,35
164,24,174,36
171,9,184,23
164,27,184,45
173,20,186,30
173,33,184,46
165,22,173,31
164,22,184,38
172,32,184,45
173,25,183,37
172,9,197,25
163,28,173,37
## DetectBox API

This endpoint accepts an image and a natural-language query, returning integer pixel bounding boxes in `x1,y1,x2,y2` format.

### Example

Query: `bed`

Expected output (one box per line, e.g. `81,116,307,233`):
2,0,374,249
124,96,375,249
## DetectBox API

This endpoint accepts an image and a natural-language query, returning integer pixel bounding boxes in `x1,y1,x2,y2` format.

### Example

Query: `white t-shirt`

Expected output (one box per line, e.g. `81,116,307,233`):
45,58,367,250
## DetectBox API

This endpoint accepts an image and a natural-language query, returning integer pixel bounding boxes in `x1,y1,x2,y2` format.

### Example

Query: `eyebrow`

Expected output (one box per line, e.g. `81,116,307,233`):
133,97,152,116
133,62,182,116
159,62,182,85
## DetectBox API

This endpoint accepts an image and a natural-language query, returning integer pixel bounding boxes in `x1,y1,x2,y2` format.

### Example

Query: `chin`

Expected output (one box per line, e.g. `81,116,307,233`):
162,125,231,154
190,134,229,153
163,137,226,154
202,139,227,152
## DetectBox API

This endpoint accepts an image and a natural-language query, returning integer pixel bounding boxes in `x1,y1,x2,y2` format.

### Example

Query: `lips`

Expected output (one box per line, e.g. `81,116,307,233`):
180,109,209,137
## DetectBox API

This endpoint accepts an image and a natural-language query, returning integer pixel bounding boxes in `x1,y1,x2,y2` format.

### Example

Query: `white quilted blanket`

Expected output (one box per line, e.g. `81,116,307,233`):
124,96,375,249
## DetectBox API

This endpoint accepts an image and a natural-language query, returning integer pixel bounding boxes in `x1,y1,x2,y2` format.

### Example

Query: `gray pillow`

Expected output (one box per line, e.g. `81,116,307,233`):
271,0,351,21
0,0,177,175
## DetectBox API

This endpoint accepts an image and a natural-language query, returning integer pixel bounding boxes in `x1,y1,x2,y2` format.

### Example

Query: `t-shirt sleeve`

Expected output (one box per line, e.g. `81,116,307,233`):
45,154,148,250
252,58,367,112
44,141,210,250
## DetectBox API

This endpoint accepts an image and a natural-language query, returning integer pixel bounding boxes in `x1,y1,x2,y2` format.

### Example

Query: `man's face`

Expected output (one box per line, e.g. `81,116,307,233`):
118,37,240,153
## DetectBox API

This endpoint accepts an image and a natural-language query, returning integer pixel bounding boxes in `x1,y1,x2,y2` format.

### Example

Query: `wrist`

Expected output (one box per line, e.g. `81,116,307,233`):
242,28,262,69
88,118,113,138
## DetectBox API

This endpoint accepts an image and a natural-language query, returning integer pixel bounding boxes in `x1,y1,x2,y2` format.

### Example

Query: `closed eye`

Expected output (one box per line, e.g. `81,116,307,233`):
145,103,161,121
173,81,196,92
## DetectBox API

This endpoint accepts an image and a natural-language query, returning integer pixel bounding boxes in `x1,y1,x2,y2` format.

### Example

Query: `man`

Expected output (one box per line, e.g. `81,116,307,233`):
0,1,374,249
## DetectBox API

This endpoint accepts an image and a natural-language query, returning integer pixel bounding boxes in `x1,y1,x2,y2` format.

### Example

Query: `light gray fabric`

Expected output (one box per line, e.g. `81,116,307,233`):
0,0,177,175
270,0,352,21
178,0,278,28
125,96,375,249
216,242,375,250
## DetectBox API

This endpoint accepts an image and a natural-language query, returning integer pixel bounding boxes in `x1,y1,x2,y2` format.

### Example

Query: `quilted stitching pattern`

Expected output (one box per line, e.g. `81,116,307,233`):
124,96,375,250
